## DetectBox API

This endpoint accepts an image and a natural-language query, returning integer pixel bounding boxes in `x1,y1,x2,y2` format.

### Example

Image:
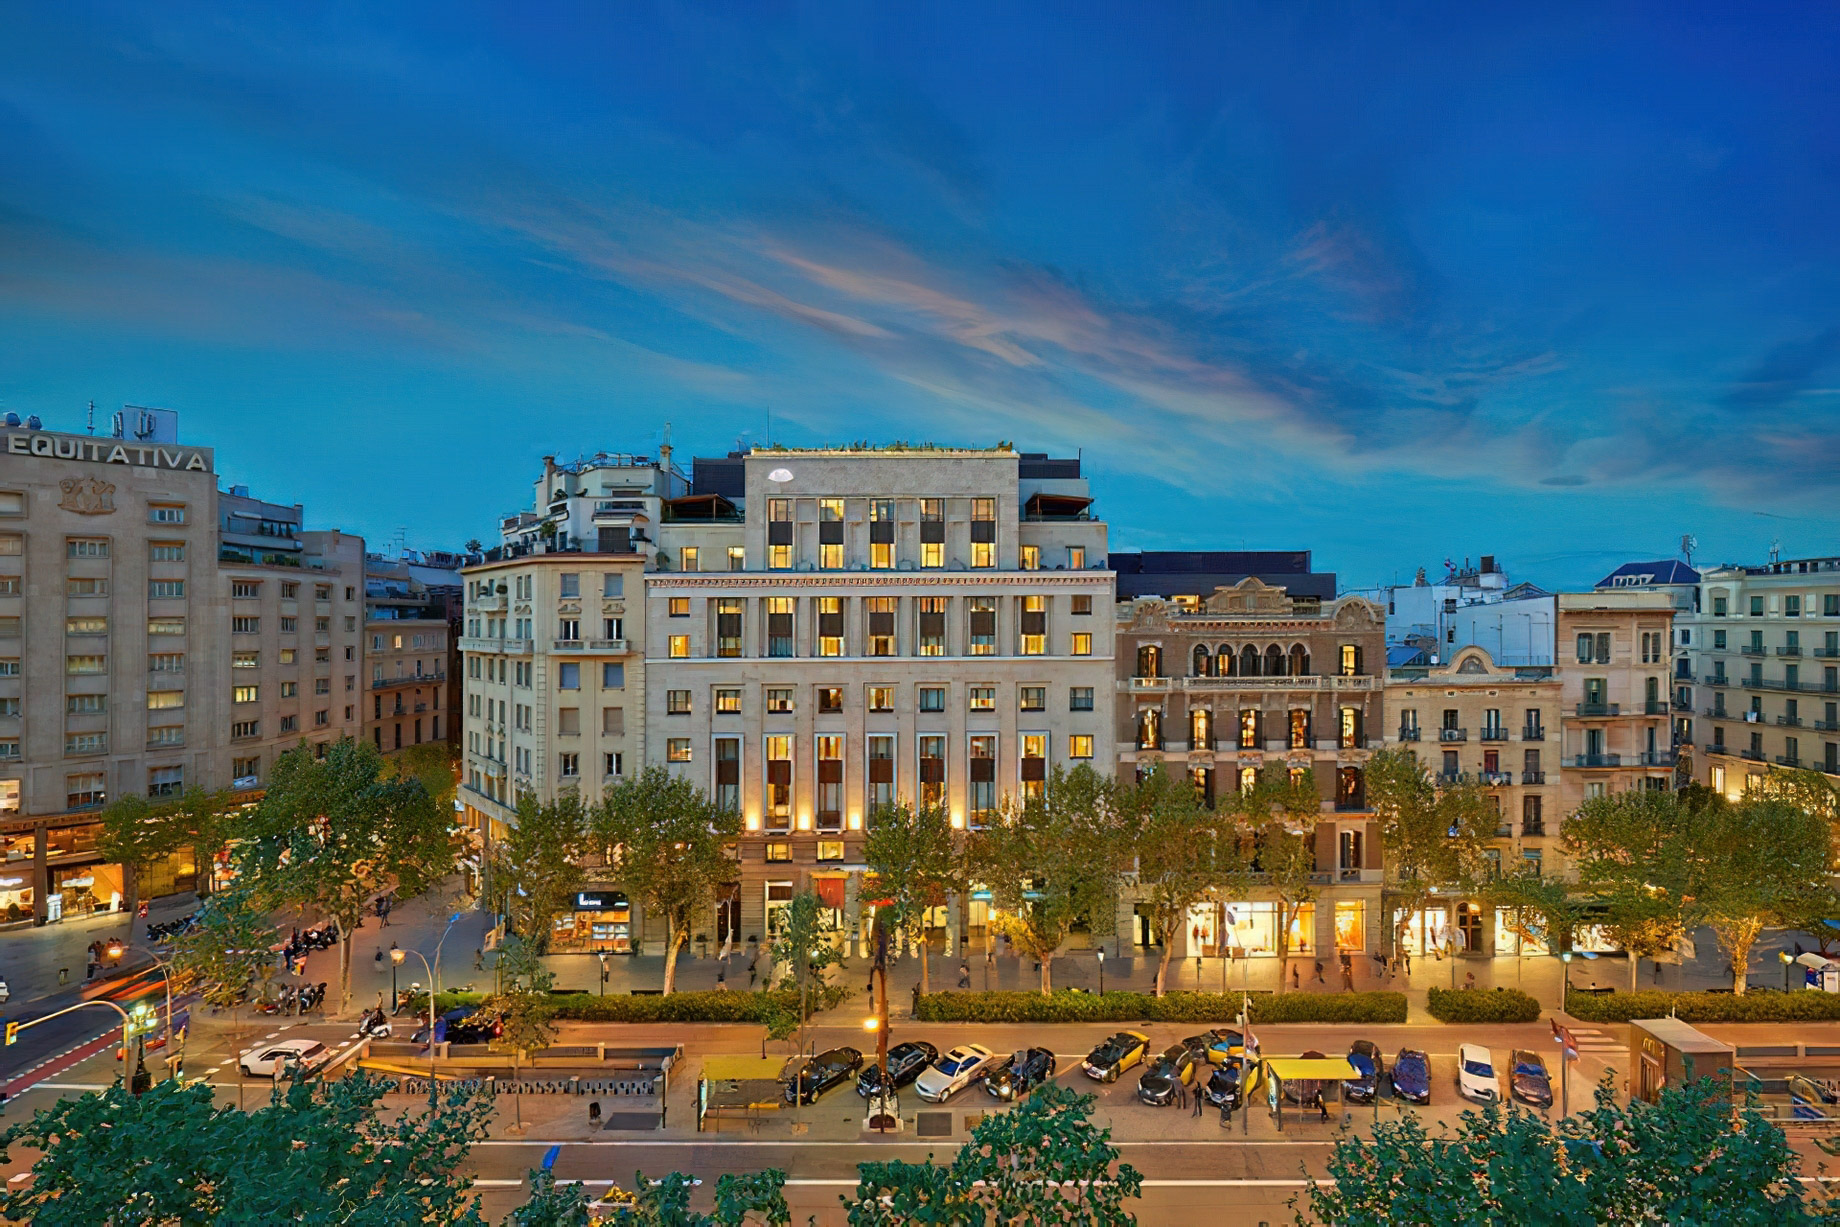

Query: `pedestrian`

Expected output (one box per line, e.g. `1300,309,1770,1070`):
957,962,971,990
1341,964,1354,992
911,982,922,1015
1402,949,1411,976
747,946,760,991
374,947,384,965
1193,1084,1206,1116
1290,963,1300,990
1176,1082,1187,1110
985,944,996,970
716,965,728,991
1464,972,1477,991
474,948,485,971
1313,961,1325,984
1219,1098,1234,1127
1316,1090,1330,1122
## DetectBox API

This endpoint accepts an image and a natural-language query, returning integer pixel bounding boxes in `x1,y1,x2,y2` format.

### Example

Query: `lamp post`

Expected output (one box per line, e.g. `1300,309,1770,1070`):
391,948,437,1095
597,950,608,998
112,945,178,1082
1560,950,1573,1013
1780,949,1796,993
431,910,468,1001
1096,946,1106,997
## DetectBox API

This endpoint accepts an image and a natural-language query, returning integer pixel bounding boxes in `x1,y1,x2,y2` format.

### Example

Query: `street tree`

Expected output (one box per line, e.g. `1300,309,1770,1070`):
1484,869,1589,956
1230,767,1326,990
593,766,740,995
234,738,457,1009
389,741,461,809
1366,747,1495,962
483,938,558,1135
168,884,281,1021
1125,765,1247,996
843,1083,1143,1225
0,1073,496,1226
969,764,1132,995
621,1171,791,1226
770,887,842,1072
97,786,238,913
491,792,590,947
861,800,960,995
1697,796,1830,994
1565,788,1702,989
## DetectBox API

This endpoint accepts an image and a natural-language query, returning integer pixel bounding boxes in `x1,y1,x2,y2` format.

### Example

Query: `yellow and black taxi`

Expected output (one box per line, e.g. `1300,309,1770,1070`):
1082,1031,1150,1083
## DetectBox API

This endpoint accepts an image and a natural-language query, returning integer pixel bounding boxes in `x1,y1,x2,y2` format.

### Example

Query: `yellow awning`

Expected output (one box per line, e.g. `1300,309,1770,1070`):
1263,1057,1361,1080
700,1056,784,1081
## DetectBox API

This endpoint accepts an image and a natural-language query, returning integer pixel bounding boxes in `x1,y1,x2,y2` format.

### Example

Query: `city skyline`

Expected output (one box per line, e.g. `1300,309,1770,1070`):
1,3,1836,587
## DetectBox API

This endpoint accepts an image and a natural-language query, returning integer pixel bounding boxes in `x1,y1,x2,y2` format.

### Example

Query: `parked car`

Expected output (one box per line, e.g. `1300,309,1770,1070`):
1082,1031,1150,1083
1283,1049,1329,1105
914,1044,999,1103
0,973,9,1005
784,1047,864,1105
239,1038,332,1079
1202,1055,1262,1110
411,1006,500,1046
1343,1039,1385,1105
1457,1043,1498,1102
856,1041,939,1097
1508,1049,1553,1109
1137,1042,1204,1106
1391,1049,1431,1105
1787,1074,1840,1106
586,1184,637,1224
1197,1028,1246,1064
984,1048,1057,1101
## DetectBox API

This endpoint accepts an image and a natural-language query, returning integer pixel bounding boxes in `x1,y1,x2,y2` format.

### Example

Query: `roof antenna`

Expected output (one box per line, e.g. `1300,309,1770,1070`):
86,400,95,434
1679,534,1697,567
1769,537,1782,564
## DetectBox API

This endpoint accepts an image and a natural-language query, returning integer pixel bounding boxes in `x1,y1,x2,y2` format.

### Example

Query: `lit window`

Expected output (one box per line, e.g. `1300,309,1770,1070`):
1071,632,1092,656
867,686,895,712
714,688,742,714
667,689,692,715
1069,734,1094,759
232,685,258,703
817,597,844,656
669,597,690,617
1019,544,1040,571
669,635,690,658
969,687,996,711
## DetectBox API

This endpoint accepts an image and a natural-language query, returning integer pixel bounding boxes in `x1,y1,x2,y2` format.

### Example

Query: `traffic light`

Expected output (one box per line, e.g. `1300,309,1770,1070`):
4,1020,18,1046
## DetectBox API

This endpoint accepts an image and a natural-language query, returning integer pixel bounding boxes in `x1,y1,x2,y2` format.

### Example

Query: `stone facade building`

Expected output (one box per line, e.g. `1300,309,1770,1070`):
1113,579,1387,959
1555,590,1678,818
363,552,463,758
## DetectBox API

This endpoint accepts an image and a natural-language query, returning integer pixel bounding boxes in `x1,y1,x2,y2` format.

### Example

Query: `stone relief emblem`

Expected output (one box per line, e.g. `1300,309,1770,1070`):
58,475,116,515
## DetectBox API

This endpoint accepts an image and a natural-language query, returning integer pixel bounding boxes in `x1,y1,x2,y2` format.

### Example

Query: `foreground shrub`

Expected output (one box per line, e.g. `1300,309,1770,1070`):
912,989,1406,1025
1565,988,1840,1024
1426,986,1543,1023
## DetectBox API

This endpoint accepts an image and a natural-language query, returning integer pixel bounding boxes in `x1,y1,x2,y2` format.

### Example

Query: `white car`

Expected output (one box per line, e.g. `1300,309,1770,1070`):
0,974,9,1004
240,1038,332,1079
914,1044,997,1103
1457,1043,1498,1102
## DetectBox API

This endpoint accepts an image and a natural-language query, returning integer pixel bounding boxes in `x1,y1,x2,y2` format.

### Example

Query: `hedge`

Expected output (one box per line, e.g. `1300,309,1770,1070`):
912,990,1407,1025
418,986,847,1023
1425,986,1543,1024
1565,989,1840,1024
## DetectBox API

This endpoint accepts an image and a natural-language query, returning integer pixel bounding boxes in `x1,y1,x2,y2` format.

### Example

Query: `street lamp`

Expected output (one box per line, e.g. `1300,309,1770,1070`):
1780,949,1796,993
1096,947,1106,997
111,944,178,1088
597,950,608,998
391,948,438,1094
1560,950,1573,1011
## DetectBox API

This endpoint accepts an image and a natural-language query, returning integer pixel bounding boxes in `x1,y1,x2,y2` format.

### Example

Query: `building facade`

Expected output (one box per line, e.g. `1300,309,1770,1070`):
1686,557,1840,797
1555,590,1678,819
1113,579,1387,959
1384,645,1563,954
363,551,463,757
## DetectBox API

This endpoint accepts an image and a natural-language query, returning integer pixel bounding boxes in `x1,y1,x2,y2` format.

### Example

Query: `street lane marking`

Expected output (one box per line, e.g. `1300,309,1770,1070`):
470,1179,525,1188
474,1139,1330,1148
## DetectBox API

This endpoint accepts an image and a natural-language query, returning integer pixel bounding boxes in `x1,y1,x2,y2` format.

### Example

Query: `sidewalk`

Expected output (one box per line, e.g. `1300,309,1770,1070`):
0,891,199,1006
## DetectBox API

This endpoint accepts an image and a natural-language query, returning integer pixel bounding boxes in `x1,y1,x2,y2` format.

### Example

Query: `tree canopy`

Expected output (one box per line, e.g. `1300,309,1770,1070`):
1123,765,1246,996
1366,747,1494,958
861,800,960,994
491,792,589,947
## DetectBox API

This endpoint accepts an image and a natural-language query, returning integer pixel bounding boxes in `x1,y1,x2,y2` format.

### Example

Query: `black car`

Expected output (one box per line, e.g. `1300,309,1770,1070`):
412,1006,501,1046
856,1041,939,1097
1344,1040,1386,1105
1509,1050,1554,1109
1203,1057,1250,1110
984,1048,1056,1101
1391,1048,1431,1105
1137,1043,1204,1106
784,1047,864,1105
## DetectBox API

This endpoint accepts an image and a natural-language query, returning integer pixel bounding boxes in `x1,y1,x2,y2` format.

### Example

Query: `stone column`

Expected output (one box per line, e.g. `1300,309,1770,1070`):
944,890,960,959
843,873,861,961
32,822,48,925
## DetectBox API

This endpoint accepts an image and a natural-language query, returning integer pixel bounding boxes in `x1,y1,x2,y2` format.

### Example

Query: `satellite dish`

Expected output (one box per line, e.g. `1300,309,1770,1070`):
768,467,793,483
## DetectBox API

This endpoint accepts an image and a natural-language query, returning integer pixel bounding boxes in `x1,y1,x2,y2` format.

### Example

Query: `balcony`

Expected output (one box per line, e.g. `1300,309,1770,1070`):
1479,771,1513,787
1574,702,1620,718
1522,823,1547,838
1703,676,1729,688
371,672,446,690
1778,646,1803,657
1436,771,1472,786
1130,676,1170,693
1817,720,1840,732
1673,698,1693,712
1747,677,1840,694
1776,755,1803,768
1741,644,1768,657
471,594,506,614
1438,728,1467,742
1777,715,1803,727
1572,754,1622,768
1397,728,1421,742
1521,728,1545,742
1643,700,1669,715
1740,748,1766,762
1815,647,1840,659
553,638,629,655
1522,771,1547,785
1479,727,1509,742
1637,751,1677,767
459,636,532,655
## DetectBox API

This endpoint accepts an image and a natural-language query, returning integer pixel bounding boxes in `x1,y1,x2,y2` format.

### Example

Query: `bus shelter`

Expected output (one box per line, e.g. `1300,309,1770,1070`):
697,1056,786,1133
1263,1056,1360,1131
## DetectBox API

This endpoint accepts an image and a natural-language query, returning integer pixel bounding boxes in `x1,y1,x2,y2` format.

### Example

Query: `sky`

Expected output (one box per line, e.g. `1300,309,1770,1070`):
0,2,1836,590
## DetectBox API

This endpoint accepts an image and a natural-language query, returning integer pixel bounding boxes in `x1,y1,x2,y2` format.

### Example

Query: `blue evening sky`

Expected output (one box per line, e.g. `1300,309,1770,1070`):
1,2,1836,588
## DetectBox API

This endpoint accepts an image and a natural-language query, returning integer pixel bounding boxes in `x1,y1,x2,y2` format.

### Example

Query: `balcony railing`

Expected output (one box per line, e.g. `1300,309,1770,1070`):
1817,720,1840,732
1130,676,1170,692
1522,771,1547,784
1746,677,1840,694
1777,755,1803,768
1703,676,1729,687
1479,727,1508,742
1439,728,1467,742
1480,771,1513,786
1522,823,1546,838
1778,646,1803,657
1637,751,1677,767
1437,771,1472,786
1815,647,1840,658
1397,728,1421,742
1777,715,1803,727
371,672,446,690
1572,754,1621,768
1741,644,1768,657
1575,702,1620,717
1522,728,1545,741
1643,700,1669,715
1740,748,1766,762
1673,698,1693,711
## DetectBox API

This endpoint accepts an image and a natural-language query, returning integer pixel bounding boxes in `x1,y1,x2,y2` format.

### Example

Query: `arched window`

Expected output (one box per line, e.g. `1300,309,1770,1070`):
1239,646,1260,677
1137,645,1162,679
1290,644,1311,676
1265,644,1285,677
1192,644,1212,678
1219,644,1238,676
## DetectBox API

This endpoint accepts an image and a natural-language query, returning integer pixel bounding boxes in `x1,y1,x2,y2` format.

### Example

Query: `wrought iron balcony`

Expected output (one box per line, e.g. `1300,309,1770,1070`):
1438,728,1467,742
1572,754,1622,768
1574,702,1620,717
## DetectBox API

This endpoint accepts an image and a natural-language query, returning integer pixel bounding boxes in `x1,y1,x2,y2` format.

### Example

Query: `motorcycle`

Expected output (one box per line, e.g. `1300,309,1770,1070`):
358,1009,392,1039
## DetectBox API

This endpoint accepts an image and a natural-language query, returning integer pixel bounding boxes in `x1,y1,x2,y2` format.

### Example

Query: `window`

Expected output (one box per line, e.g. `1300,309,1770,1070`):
232,616,259,634
969,735,997,823
232,685,259,703
766,597,795,658
716,598,743,657
817,686,844,714
67,772,107,809
279,715,297,732
1340,705,1364,749
866,597,897,656
1019,595,1046,655
554,572,579,598
1019,544,1040,570
602,663,625,688
970,498,996,568
815,734,844,830
869,499,895,569
768,498,793,570
918,686,946,712
232,580,262,599
905,497,940,569
1069,734,1094,759
968,597,997,655
1339,643,1363,676
817,597,844,656
668,635,690,659
818,499,844,569
1068,546,1086,570
679,547,699,573
1070,686,1094,711
714,737,741,811
555,707,581,736
919,735,946,807
1019,733,1047,799
147,724,184,748
232,719,260,738
1071,594,1092,616
66,693,106,714
66,538,108,558
559,752,580,778
766,687,794,714
0,739,15,761
0,492,20,517
867,686,895,712
1240,708,1260,749
65,616,107,636
667,689,692,715
313,678,331,696
968,686,996,711
280,681,298,698
558,618,580,641
1290,709,1311,749
559,662,581,689
66,732,108,755
150,580,185,599
149,503,186,524
764,841,792,863
1826,594,1840,617
601,706,625,736
1750,595,1765,617
668,597,690,618
715,687,742,714
66,654,107,674
232,650,258,669
1019,686,1046,712
1192,707,1213,748
918,597,946,656
726,546,745,571
765,735,793,829
65,576,107,597
0,657,14,677
279,617,296,632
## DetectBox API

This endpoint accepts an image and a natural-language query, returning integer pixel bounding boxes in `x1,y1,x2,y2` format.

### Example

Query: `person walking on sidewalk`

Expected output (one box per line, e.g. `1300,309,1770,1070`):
747,946,760,991
957,962,971,989
1290,963,1299,990
1192,1085,1206,1117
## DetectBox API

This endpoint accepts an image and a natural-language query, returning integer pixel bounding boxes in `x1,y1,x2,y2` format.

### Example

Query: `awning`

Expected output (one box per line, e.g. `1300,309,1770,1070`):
701,1056,785,1081
1264,1057,1361,1081
1023,492,1093,519
814,876,846,911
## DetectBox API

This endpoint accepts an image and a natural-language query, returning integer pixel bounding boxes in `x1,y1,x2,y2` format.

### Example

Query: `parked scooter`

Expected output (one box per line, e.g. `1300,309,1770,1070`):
358,1008,392,1039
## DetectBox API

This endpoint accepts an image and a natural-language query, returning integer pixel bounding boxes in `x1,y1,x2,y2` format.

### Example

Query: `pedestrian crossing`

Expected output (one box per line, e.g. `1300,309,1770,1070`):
1568,1027,1625,1060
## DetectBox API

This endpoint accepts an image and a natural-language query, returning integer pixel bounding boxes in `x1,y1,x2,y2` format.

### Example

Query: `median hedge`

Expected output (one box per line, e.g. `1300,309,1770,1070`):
1565,989,1840,1024
912,990,1407,1025
419,986,847,1023
1425,986,1543,1024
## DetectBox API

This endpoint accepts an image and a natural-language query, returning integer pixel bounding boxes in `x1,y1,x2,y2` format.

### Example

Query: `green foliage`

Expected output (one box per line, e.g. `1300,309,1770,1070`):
491,793,589,945
1123,765,1248,997
593,767,739,994
428,987,848,1024
506,1169,589,1226
167,884,281,1009
0,1073,494,1226
1366,747,1495,957
969,764,1133,994
913,989,1406,1024
861,800,961,994
770,888,841,994
1424,986,1542,1023
1484,871,1589,954
1227,767,1331,981
97,786,238,900
843,1083,1142,1226
388,741,461,810
594,1171,789,1227
1565,988,1840,1024
1300,1077,1818,1226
